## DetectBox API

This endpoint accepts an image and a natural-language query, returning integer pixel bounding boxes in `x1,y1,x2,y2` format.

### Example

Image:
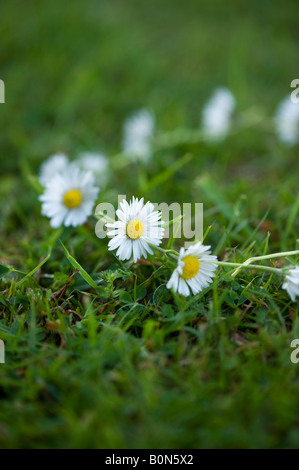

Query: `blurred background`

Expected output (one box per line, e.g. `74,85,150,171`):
0,0,299,449
1,0,298,256
1,0,298,161
0,1,297,222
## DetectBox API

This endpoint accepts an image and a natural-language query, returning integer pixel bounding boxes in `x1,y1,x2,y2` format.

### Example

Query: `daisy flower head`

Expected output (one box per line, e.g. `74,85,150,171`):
106,197,164,262
77,152,110,186
122,109,155,162
201,87,236,143
39,153,70,187
282,266,299,302
39,166,99,228
167,242,218,297
274,96,299,146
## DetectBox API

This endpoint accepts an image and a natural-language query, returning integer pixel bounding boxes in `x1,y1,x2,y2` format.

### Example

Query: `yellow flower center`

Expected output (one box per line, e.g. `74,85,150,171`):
182,255,200,279
126,219,144,240
63,189,83,209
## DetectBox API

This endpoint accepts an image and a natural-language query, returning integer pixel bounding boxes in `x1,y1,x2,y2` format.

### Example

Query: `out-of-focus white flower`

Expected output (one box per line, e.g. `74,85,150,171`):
282,266,299,302
77,152,109,186
39,153,69,186
167,242,218,297
122,109,155,162
39,166,99,228
106,196,164,262
275,97,299,146
201,88,236,142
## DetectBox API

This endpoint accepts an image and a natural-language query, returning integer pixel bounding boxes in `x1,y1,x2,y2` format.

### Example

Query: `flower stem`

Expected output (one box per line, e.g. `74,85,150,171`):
151,245,179,260
231,250,299,277
214,261,281,275
94,211,115,224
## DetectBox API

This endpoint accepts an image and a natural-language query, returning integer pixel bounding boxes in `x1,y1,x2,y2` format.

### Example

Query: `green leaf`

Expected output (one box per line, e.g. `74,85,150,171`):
0,265,9,278
15,248,52,287
135,286,147,301
60,241,98,290
119,291,133,304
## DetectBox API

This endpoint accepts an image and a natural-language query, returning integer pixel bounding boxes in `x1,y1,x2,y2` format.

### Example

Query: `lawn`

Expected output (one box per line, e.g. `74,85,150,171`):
0,0,299,449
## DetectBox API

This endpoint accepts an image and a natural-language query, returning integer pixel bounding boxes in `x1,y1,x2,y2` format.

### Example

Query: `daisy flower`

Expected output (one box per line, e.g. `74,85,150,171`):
201,87,236,142
77,152,110,186
39,166,99,228
39,153,70,186
274,96,299,146
167,242,218,297
282,266,299,302
122,109,155,162
106,197,164,262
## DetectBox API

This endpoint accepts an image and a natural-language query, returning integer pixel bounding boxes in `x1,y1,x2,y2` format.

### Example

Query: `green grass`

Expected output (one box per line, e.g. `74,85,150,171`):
0,0,299,449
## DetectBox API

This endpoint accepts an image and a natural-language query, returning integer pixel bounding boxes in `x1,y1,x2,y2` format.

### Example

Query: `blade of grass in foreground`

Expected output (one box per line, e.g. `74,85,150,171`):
143,153,193,192
60,241,98,290
15,247,52,287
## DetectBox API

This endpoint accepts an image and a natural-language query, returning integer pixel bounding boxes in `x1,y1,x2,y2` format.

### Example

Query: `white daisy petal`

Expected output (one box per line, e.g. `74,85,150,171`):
108,235,124,250
178,278,190,297
167,271,180,291
136,238,148,258
122,109,155,162
275,97,299,146
140,239,153,257
107,196,164,262
167,241,218,297
116,238,132,260
39,165,99,228
201,88,236,143
39,153,69,186
282,266,299,302
76,152,110,186
50,210,68,228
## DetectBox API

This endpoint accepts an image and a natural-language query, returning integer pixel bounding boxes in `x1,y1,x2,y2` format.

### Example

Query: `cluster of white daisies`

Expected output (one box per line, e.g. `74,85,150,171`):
38,165,299,301
121,89,299,156
204,87,299,146
39,88,299,229
37,92,299,300
37,152,219,297
202,87,299,146
105,197,299,301
38,157,219,296
38,109,155,229
104,196,218,297
39,152,105,228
